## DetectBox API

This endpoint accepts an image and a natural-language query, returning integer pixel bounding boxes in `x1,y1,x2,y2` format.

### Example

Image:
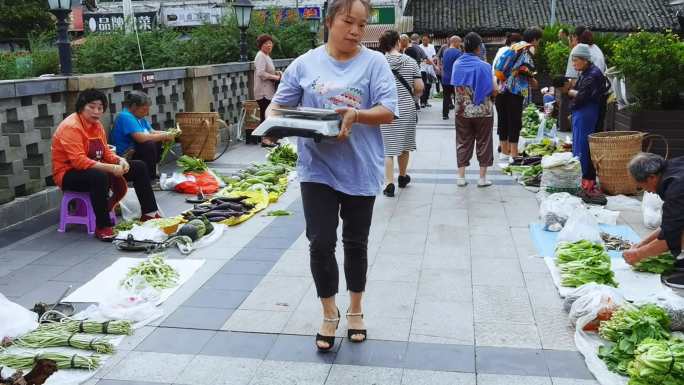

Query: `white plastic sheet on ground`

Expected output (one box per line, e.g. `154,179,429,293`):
193,223,225,249
0,293,38,339
64,257,204,305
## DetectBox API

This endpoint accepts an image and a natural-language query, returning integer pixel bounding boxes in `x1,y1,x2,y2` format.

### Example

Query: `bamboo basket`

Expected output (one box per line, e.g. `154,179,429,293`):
176,112,227,161
588,131,644,195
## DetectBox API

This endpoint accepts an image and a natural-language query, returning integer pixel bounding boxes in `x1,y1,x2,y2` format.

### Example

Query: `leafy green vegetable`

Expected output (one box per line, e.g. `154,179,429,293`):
266,210,292,216
632,252,676,274
627,338,684,385
520,104,541,138
114,220,139,232
598,304,671,375
160,126,182,163
266,144,298,167
554,241,616,287
177,155,208,173
524,138,556,157
555,240,608,265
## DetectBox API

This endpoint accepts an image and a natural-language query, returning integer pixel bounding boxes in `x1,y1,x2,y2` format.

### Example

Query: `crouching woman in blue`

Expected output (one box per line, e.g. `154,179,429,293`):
267,0,398,351
110,91,175,179
561,43,609,198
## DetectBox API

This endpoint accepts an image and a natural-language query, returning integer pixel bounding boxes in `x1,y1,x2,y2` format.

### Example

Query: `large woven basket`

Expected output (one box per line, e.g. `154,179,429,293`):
589,131,644,195
176,112,226,161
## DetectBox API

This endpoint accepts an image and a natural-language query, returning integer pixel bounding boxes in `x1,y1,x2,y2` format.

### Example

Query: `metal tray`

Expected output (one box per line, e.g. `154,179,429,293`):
272,107,340,120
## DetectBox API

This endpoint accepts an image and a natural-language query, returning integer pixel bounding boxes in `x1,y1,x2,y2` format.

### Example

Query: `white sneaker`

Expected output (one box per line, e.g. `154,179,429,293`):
456,178,468,187
477,179,493,188
499,153,509,161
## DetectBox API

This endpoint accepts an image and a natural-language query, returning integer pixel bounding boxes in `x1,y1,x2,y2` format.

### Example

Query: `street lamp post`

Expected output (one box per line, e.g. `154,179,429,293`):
232,0,254,62
48,0,73,75
307,15,321,49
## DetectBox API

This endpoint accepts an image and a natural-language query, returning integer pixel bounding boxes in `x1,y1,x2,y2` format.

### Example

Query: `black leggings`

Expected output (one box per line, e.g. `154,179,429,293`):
301,182,375,298
442,84,454,118
62,160,158,228
420,72,432,106
131,141,162,179
498,92,525,144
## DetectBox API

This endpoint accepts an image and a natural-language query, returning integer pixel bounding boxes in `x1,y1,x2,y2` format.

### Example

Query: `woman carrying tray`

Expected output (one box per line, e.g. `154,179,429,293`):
266,0,398,351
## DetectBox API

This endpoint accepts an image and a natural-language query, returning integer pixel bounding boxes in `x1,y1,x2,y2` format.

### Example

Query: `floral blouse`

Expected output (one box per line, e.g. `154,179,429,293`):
455,86,493,119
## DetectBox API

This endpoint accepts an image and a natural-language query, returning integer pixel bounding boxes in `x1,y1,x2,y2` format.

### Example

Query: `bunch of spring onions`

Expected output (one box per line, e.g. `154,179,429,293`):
39,320,132,336
0,352,100,370
15,330,115,354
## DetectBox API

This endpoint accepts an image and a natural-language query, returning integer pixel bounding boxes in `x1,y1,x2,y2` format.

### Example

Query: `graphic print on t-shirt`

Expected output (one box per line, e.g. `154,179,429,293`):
87,138,105,161
310,77,363,109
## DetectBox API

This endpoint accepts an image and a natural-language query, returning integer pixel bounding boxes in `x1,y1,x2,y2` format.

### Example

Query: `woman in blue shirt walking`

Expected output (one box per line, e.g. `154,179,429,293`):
110,91,174,179
267,0,398,351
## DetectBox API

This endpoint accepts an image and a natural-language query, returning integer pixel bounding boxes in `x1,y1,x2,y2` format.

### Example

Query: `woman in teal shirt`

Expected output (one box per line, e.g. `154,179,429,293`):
110,91,174,178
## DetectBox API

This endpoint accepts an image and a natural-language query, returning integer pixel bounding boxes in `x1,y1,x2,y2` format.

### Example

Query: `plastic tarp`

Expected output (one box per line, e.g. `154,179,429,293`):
529,222,641,258
63,257,204,305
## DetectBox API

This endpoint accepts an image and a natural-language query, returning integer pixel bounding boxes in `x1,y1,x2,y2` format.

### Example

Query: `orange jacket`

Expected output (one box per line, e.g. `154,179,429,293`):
51,113,120,188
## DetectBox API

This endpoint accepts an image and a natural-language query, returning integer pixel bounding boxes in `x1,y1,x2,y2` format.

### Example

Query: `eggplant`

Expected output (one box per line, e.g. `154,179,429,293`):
214,202,246,211
208,216,228,222
212,196,249,204
190,208,211,216
204,210,243,218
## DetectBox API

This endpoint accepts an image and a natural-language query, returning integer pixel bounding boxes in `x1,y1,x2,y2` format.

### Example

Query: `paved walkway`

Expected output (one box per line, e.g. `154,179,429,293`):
0,101,650,385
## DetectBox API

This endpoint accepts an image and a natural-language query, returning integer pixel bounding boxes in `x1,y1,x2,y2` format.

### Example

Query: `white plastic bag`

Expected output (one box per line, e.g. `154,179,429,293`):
567,283,625,328
118,224,166,243
606,195,641,211
0,293,38,339
539,193,584,231
160,172,191,191
558,208,603,244
99,276,163,323
642,192,663,229
587,206,620,226
120,188,142,221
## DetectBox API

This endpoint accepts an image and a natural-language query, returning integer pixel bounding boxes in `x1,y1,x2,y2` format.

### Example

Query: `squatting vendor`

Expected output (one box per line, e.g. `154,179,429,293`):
623,153,684,268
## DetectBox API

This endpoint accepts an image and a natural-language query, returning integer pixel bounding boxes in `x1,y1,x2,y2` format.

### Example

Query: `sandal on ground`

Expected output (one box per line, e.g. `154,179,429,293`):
456,178,468,187
315,308,340,351
346,311,367,343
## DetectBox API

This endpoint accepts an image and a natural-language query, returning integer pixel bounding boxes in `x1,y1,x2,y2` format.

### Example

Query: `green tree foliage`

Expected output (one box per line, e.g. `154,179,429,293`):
543,41,570,75
0,33,58,79
612,31,684,110
0,0,54,40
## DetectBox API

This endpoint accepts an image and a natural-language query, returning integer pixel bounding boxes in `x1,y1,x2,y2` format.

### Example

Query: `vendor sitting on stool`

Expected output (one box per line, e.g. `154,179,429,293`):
110,91,175,179
623,152,684,268
52,89,163,241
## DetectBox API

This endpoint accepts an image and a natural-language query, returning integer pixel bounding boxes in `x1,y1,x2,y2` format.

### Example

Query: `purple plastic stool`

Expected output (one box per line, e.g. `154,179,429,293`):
58,191,117,235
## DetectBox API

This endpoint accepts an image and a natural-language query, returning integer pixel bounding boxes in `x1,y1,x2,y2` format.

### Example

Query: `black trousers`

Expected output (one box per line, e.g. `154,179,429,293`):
498,92,525,144
301,182,375,298
442,84,454,118
420,72,432,106
62,160,158,228
131,141,162,179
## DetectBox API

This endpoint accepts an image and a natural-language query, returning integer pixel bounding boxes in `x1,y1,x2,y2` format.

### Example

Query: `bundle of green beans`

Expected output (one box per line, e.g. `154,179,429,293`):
15,330,115,354
121,253,179,290
0,352,100,370
40,320,132,336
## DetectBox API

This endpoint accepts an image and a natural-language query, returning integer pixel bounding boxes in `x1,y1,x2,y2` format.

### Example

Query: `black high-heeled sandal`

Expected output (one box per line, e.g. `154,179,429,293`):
315,308,340,351
346,311,367,343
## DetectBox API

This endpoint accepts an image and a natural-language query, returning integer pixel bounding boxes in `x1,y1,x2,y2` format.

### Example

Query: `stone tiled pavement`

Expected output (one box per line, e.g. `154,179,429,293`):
0,101,652,384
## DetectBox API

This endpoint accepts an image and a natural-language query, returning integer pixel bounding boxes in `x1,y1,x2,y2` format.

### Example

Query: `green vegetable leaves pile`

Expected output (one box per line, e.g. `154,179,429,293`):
521,104,541,138
160,126,182,163
224,162,290,194
121,253,179,290
555,241,618,287
524,138,556,157
632,252,676,274
266,144,298,167
628,338,684,385
177,155,208,173
598,304,671,376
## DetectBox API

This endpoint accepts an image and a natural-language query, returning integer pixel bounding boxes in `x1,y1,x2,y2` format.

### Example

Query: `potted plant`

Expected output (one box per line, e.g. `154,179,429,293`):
610,32,684,157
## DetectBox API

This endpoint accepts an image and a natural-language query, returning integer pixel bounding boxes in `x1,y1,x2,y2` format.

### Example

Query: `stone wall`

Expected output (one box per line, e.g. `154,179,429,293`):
0,58,292,229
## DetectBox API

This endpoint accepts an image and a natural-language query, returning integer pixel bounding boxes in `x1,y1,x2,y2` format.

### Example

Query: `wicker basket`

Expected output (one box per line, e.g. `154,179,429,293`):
588,131,644,195
176,112,226,161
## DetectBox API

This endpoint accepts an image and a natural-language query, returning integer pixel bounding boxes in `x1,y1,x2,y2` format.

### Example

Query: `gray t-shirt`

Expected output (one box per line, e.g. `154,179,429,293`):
272,46,399,196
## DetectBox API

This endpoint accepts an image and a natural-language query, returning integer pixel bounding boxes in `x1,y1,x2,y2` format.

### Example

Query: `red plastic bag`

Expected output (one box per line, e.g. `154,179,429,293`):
175,171,219,195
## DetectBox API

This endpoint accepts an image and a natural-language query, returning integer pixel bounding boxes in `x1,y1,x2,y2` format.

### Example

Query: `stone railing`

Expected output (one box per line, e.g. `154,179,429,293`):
0,58,292,228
